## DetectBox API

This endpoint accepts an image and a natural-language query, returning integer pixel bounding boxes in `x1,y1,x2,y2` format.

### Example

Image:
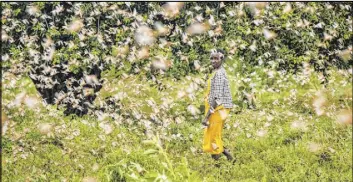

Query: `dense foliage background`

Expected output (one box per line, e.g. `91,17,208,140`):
2,2,352,182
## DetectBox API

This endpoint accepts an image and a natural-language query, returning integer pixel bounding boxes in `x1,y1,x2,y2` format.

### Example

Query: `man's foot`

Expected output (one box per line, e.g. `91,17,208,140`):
211,154,221,160
222,148,234,161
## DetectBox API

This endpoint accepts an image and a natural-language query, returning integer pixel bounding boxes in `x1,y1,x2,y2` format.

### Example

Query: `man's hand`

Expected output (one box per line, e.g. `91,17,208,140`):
201,107,215,126
201,117,209,126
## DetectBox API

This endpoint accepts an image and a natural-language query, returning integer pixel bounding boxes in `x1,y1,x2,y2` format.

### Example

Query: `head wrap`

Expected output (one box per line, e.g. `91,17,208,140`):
210,49,225,61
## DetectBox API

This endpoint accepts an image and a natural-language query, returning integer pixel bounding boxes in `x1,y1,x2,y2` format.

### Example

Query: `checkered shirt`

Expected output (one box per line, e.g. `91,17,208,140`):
208,66,233,109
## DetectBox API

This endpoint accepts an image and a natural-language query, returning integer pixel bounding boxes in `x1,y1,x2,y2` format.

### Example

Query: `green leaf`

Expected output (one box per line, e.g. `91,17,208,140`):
143,149,158,155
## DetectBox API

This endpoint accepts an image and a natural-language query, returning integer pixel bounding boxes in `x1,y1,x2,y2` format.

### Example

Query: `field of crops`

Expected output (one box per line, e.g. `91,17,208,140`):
2,2,352,182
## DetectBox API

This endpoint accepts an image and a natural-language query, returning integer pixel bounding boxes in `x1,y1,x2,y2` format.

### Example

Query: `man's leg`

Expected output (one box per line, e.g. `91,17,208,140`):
211,154,221,160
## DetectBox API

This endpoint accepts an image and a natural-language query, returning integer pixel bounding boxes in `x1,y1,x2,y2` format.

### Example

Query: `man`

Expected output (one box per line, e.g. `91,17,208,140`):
202,49,234,162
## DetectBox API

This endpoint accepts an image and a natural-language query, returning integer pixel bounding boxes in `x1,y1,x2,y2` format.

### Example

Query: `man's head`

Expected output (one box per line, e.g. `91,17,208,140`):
210,49,226,69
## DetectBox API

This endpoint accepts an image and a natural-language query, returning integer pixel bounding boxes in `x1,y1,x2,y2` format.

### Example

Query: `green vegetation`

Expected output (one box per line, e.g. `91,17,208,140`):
2,66,352,181
2,2,352,182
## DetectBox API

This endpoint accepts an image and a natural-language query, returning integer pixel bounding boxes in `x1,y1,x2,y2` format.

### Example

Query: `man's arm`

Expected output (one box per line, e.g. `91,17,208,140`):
202,71,226,126
202,110,211,126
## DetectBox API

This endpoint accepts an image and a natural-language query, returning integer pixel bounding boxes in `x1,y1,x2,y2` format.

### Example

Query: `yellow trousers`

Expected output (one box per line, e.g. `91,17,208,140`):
202,107,230,155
